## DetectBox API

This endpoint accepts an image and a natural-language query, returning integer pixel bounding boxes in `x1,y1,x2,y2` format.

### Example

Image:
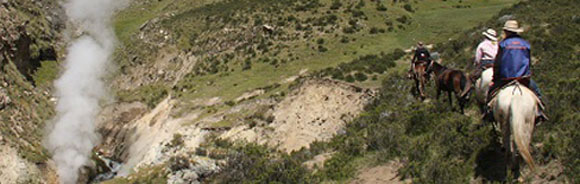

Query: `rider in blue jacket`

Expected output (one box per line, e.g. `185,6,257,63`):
485,20,547,122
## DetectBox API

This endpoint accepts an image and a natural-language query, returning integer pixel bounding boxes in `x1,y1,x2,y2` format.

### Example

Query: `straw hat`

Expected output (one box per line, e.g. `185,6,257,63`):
482,29,497,41
503,20,524,33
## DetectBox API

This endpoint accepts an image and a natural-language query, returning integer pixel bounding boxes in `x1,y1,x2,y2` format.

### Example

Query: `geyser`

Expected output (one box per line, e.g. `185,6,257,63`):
45,0,127,183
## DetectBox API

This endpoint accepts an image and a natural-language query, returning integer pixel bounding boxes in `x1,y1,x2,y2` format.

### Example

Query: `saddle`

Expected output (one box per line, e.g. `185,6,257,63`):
482,63,494,69
413,60,431,79
414,60,430,66
488,80,546,112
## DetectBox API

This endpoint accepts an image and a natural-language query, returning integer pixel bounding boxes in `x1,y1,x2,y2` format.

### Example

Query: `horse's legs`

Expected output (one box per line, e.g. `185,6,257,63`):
436,88,441,100
502,122,513,178
419,75,426,100
448,91,453,109
414,78,420,97
460,99,465,114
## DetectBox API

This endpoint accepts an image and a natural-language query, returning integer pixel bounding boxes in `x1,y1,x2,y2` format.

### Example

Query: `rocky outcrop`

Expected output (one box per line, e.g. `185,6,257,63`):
0,0,63,80
0,145,46,183
0,0,65,183
0,87,10,110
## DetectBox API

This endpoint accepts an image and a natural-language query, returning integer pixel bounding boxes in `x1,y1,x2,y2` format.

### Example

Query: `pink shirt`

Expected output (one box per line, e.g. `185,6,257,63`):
474,39,498,65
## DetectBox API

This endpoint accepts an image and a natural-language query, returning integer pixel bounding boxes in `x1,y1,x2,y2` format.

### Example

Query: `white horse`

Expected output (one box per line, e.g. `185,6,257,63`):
490,81,542,177
475,68,493,111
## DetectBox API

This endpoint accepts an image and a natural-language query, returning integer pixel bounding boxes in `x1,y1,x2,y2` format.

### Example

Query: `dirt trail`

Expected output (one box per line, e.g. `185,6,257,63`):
350,160,410,184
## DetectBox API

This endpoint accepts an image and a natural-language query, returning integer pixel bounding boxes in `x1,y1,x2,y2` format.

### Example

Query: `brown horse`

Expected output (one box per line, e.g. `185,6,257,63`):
412,61,430,100
426,61,473,113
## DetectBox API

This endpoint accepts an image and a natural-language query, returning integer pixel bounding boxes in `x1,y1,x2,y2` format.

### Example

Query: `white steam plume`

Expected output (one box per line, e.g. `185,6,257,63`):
45,0,127,183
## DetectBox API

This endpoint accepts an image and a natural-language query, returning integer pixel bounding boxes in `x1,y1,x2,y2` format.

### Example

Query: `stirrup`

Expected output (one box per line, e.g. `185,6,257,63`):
481,111,494,122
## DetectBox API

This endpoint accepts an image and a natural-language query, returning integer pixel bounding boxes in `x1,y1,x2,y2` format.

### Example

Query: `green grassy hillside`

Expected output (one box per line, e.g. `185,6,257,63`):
0,0,63,164
310,0,578,183
201,0,579,183
113,0,516,107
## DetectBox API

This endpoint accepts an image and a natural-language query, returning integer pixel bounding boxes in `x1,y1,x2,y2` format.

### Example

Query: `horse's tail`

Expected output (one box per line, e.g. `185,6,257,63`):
510,90,537,170
459,73,473,98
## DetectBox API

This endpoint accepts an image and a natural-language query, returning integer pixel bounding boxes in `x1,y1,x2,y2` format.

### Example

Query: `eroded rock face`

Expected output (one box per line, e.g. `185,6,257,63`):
221,79,375,152
0,145,43,183
269,79,375,152
0,0,63,80
97,102,149,161
97,79,374,182
0,1,64,183
96,97,216,181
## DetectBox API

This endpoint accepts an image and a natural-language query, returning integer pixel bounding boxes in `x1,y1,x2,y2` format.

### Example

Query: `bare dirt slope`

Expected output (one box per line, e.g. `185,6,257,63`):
222,79,375,152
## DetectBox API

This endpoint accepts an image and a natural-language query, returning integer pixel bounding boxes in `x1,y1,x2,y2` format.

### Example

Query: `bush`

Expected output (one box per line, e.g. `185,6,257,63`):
369,27,379,34
210,143,317,183
396,15,409,24
354,72,368,81
342,27,356,34
355,0,365,9
330,0,342,10
318,45,328,52
242,59,252,70
340,36,350,43
376,3,388,11
403,4,414,12
345,75,355,82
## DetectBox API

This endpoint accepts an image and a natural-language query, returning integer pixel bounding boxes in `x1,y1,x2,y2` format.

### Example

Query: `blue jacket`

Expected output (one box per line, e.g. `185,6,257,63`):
494,35,531,80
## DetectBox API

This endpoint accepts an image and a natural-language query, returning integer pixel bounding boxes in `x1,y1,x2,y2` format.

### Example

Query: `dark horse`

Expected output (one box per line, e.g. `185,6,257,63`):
426,61,473,113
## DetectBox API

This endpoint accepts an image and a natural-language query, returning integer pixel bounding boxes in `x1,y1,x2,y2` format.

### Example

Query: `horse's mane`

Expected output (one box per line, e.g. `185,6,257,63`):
430,61,448,75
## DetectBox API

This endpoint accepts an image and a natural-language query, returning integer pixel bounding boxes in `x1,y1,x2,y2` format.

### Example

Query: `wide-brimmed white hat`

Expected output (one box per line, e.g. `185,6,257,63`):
482,29,497,41
503,20,524,33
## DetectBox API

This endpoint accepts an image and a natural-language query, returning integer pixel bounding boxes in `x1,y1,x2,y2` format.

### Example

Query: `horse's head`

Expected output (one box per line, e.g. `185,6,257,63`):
426,60,445,76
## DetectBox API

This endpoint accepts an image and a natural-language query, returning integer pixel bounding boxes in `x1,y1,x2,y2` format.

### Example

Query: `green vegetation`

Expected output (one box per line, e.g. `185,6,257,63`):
103,164,168,184
317,0,580,182
32,60,59,88
0,0,62,165
114,0,516,106
204,0,579,183
209,143,317,183
117,83,169,107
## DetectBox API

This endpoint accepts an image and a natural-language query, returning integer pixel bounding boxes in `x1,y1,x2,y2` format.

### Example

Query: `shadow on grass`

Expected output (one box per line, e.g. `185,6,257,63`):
475,140,507,183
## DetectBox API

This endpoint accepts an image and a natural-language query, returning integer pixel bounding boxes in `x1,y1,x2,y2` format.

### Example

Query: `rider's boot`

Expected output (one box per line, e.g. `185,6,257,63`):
470,69,481,82
481,105,495,122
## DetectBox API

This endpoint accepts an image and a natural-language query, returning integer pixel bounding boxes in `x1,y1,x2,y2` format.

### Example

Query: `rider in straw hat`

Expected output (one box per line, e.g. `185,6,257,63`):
470,28,498,81
484,20,547,122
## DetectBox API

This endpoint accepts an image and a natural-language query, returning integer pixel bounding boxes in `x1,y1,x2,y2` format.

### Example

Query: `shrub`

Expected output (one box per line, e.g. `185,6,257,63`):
343,27,356,34
330,0,342,10
242,59,252,70
403,4,414,12
340,36,350,43
355,0,365,9
396,15,409,24
210,143,317,183
345,74,355,82
318,45,328,52
369,27,379,34
376,3,388,11
354,72,368,81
